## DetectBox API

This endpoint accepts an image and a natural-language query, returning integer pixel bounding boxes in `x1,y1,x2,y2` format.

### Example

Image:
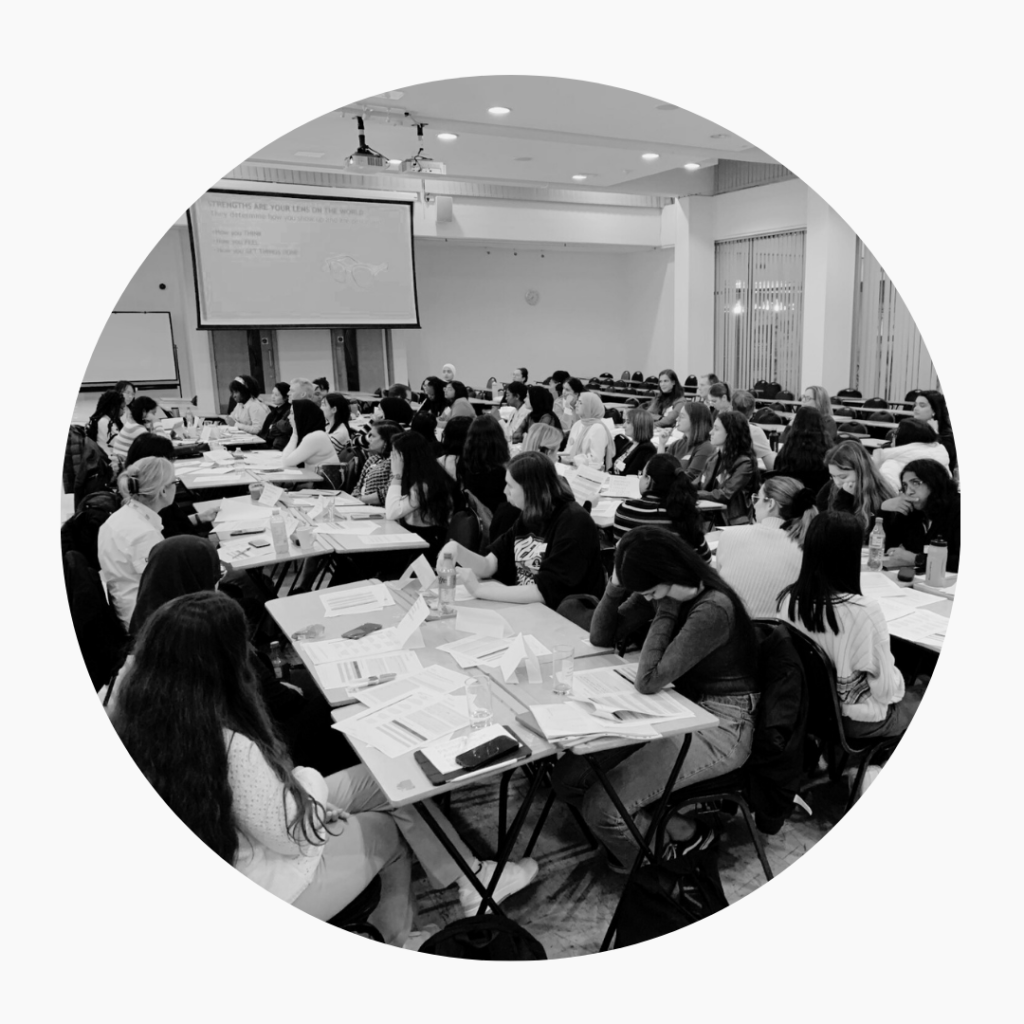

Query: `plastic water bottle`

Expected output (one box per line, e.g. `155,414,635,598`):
269,641,289,681
437,551,457,616
269,509,288,555
925,538,948,585
867,516,885,571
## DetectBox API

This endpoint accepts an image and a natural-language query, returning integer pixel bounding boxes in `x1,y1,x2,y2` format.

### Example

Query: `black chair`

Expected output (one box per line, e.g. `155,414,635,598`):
867,409,896,440
750,407,782,425
761,382,782,399
326,876,384,942
862,397,889,410
632,371,645,382
837,421,869,438
836,387,862,401
447,509,482,552
318,464,345,490
775,389,794,402
785,628,902,814
904,388,925,404
63,550,128,690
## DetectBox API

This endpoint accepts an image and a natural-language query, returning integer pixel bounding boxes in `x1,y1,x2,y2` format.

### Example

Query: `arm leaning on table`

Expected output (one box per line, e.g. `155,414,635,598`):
436,541,544,605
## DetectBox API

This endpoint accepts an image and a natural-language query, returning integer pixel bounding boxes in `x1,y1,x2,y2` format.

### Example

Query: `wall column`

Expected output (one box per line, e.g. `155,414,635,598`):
672,196,715,380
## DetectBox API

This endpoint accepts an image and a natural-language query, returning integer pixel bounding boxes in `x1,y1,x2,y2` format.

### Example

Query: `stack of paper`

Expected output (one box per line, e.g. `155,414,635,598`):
572,667,695,720
333,688,469,758
601,476,641,500
526,703,659,743
319,583,395,618
885,608,948,649
304,597,429,662
860,571,908,600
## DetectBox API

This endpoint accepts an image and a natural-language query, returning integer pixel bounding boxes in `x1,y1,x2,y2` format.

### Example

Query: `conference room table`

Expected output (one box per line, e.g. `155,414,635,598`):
174,452,324,495
266,579,718,926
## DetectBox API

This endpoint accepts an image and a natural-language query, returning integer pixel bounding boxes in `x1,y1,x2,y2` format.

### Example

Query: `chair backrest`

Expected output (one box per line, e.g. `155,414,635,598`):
836,387,862,400
61,490,121,570
862,396,889,409
761,382,782,399
750,407,782,425
63,550,128,689
775,389,794,402
869,409,895,422
632,371,644,382
73,435,114,507
904,388,924,404
837,421,868,437
317,464,345,490
64,424,87,494
447,509,483,552
620,370,631,381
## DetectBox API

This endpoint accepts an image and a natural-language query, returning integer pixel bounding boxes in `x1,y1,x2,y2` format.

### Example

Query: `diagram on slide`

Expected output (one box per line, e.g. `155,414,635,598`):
321,253,389,290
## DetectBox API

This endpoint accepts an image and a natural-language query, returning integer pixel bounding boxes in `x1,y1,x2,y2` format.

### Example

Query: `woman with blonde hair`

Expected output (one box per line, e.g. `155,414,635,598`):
97,456,179,628
565,392,615,469
522,422,564,463
797,385,837,443
815,440,896,538
612,408,656,476
716,476,818,617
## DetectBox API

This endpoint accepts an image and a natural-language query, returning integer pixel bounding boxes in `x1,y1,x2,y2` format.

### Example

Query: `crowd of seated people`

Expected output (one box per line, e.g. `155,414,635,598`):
65,364,955,947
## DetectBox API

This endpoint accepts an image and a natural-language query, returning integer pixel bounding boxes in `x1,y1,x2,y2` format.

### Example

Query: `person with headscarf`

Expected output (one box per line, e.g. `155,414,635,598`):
441,363,457,383
565,393,615,470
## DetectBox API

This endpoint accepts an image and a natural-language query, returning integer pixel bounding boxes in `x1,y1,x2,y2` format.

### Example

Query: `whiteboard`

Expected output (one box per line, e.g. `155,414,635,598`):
188,189,419,328
83,312,178,387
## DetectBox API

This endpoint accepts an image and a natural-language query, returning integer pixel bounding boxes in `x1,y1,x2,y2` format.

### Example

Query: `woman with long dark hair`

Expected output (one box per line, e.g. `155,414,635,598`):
282,398,338,469
881,458,960,572
116,380,136,406
874,418,949,489
696,410,760,524
815,440,896,539
111,591,538,940
355,420,402,506
613,453,711,561
716,476,817,617
409,411,442,457
321,392,352,457
459,415,511,513
438,415,472,480
772,406,832,493
436,450,604,611
911,389,955,470
779,511,921,738
418,376,449,419
86,389,125,458
551,526,761,870
387,430,462,563
525,385,559,431
647,368,686,428
665,401,715,480
259,381,292,450
225,376,268,435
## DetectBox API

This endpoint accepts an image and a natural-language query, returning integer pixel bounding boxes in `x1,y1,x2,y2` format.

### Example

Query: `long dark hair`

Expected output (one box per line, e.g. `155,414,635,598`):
421,376,448,415
291,398,324,443
461,415,510,477
369,420,403,459
901,459,957,523
893,419,938,446
527,386,555,425
918,390,952,434
824,440,895,533
323,392,350,434
393,429,459,526
127,396,158,425
445,380,469,402
125,432,175,466
111,592,330,864
776,406,830,476
778,511,862,634
672,402,712,459
410,411,438,446
650,369,684,415
641,454,704,550
87,389,124,440
616,526,756,671
441,415,472,458
716,410,755,470
508,450,569,532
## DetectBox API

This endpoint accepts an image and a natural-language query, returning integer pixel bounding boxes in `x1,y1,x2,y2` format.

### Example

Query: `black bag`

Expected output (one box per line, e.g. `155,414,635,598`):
418,918,546,960
61,490,122,570
611,844,728,947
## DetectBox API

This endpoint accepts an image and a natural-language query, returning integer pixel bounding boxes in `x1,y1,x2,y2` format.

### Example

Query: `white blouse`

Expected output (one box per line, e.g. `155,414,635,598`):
97,501,165,628
282,430,339,469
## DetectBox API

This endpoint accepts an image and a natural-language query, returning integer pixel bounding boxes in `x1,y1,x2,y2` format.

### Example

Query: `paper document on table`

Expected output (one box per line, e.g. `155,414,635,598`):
314,522,379,535
214,503,274,523
878,587,945,609
193,474,250,485
419,725,520,776
885,608,948,648
601,476,641,500
318,583,394,618
357,533,419,546
194,466,235,476
527,703,659,741
696,500,725,510
401,664,472,695
568,465,604,505
315,650,424,696
204,449,236,464
455,608,510,639
334,690,468,757
859,572,907,599
305,630,405,663
572,668,695,719
591,499,620,519
875,599,916,623
259,468,306,478
257,483,285,507
912,575,957,599
436,634,513,669
454,586,473,602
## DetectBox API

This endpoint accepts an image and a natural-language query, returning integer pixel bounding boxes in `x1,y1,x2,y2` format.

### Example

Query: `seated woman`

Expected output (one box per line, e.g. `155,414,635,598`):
522,422,564,465
109,396,166,467
612,408,656,476
282,399,340,470
386,430,462,564
438,415,472,480
779,511,922,739
418,376,449,420
562,376,586,425
441,379,470,412
772,406,831,493
564,393,615,469
881,458,960,573
321,392,352,458
874,418,949,489
459,415,511,514
696,411,760,525
259,382,292,450
116,379,136,407
814,439,896,540
354,421,403,506
664,402,715,480
224,375,269,435
97,455,177,629
706,381,732,418
780,385,837,446
548,377,574,432
551,526,760,871
911,389,956,471
124,434,217,539
409,411,442,456
524,386,560,433
613,453,711,561
109,591,538,944
646,369,686,429
716,476,817,617
86,389,125,459
437,450,604,613
448,397,477,420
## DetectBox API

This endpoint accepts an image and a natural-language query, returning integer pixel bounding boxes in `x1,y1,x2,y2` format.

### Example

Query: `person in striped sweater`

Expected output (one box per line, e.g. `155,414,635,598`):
613,454,711,562
109,397,166,469
778,510,922,739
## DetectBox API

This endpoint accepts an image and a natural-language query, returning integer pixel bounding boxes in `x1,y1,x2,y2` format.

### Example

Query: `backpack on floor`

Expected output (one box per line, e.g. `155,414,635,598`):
418,917,546,960
610,842,728,948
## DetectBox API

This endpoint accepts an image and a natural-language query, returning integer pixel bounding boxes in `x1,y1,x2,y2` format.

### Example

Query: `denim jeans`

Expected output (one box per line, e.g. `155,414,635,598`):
550,692,760,868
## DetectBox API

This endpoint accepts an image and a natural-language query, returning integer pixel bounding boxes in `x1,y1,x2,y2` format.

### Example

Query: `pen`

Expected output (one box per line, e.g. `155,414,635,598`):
361,674,397,687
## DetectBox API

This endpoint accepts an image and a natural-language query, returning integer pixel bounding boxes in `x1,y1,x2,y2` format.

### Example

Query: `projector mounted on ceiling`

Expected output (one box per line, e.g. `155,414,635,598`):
345,116,389,171
401,124,447,175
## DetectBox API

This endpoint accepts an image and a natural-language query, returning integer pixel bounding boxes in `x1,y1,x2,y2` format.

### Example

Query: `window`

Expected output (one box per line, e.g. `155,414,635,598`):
714,230,805,392
850,238,939,401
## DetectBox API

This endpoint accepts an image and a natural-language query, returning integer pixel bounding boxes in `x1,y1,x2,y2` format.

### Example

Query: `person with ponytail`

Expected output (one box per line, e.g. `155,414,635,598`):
551,526,760,872
97,455,178,628
779,511,921,740
910,389,956,471
613,453,711,561
716,476,818,617
696,410,761,525
815,439,896,540
663,401,715,480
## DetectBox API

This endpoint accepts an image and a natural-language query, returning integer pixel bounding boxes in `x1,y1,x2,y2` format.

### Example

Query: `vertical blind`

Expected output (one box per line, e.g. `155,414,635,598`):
850,238,939,401
714,230,805,392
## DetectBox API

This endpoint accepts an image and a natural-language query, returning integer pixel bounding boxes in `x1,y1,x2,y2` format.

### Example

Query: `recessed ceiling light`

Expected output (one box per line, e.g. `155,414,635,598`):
572,174,588,181
488,106,511,116
437,132,458,141
684,162,701,171
294,151,325,159
641,153,660,161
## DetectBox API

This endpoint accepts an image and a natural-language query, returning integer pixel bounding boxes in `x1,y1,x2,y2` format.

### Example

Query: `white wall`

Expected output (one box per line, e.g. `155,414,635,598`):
623,248,674,374
713,178,808,240
276,329,332,384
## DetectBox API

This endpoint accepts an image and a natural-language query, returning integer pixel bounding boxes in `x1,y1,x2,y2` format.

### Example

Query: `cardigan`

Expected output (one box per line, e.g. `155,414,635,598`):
715,517,804,618
612,440,655,476
231,397,269,434
666,438,716,481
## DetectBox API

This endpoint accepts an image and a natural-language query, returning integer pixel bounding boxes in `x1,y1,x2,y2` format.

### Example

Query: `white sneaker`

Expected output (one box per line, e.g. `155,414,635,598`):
459,858,539,916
